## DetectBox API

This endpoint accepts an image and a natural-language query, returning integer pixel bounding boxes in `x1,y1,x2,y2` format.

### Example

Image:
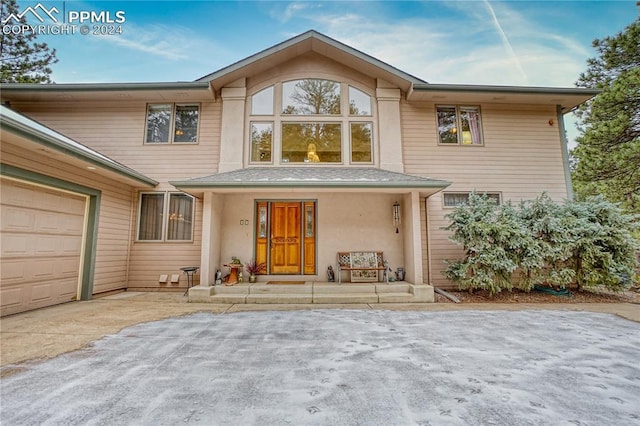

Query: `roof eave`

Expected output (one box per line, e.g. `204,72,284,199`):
1,107,157,187
196,30,426,91
408,83,600,112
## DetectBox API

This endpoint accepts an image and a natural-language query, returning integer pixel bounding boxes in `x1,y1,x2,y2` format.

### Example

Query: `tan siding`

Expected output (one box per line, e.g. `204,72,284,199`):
11,100,221,182
1,142,133,294
126,194,203,290
402,101,569,288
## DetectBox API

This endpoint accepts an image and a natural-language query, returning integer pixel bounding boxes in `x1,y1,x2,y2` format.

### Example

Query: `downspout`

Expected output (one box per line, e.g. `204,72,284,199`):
557,105,574,200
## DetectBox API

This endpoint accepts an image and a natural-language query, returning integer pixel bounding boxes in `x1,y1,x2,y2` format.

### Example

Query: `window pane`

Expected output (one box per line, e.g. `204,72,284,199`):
252,86,274,115
349,86,371,115
460,107,482,145
281,123,341,163
443,193,469,207
138,193,165,240
351,122,372,162
250,122,273,162
282,79,341,115
437,106,458,144
174,105,199,143
167,194,193,240
444,192,500,207
146,104,171,143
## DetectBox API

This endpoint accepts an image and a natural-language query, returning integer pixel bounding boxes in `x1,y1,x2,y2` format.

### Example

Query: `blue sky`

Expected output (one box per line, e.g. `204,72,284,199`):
17,0,636,87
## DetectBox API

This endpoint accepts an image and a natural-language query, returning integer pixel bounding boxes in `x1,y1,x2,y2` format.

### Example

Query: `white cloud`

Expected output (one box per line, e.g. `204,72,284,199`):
287,2,590,87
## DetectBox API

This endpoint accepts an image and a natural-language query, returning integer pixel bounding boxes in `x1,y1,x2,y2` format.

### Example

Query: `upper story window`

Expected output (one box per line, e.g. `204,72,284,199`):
145,103,199,144
137,192,194,241
249,79,374,165
437,105,483,145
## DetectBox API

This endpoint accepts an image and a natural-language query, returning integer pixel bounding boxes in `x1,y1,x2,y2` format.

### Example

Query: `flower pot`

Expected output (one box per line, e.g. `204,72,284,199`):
249,274,257,283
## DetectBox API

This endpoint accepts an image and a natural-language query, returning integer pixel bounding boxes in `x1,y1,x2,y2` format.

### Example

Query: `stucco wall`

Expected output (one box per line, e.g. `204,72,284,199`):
203,192,405,283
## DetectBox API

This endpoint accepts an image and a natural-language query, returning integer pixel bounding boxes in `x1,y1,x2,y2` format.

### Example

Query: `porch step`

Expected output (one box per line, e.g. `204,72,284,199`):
188,282,434,304
247,294,313,304
378,292,415,303
313,293,379,304
314,284,376,294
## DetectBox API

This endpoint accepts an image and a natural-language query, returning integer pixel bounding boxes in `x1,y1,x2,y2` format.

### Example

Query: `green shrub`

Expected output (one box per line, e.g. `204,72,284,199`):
443,192,639,294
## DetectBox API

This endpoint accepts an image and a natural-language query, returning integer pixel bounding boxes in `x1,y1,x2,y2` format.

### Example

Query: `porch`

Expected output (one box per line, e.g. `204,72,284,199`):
188,281,434,304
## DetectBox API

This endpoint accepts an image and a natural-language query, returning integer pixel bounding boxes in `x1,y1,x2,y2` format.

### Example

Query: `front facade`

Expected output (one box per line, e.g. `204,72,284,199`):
0,31,597,315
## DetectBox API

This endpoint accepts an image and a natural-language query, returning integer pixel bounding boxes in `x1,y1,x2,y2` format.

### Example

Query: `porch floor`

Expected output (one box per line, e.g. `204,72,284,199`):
188,281,434,304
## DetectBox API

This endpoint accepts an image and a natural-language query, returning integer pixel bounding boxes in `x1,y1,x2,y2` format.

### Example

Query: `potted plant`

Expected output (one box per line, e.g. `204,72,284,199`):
245,259,266,283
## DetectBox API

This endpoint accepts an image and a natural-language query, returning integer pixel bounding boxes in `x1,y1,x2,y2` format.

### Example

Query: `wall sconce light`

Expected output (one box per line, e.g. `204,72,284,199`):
393,201,401,233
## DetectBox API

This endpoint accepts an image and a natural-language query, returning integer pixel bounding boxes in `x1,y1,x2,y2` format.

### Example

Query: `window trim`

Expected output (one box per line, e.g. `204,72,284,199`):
442,191,501,208
144,103,201,145
349,121,374,164
136,191,195,242
247,79,376,166
436,105,484,146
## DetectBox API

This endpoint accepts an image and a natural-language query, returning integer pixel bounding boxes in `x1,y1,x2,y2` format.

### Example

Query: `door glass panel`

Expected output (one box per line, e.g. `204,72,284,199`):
258,205,267,238
305,205,314,237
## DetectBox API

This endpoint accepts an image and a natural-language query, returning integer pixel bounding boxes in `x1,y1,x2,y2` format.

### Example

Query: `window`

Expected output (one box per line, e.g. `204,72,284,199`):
145,104,199,144
250,122,273,163
282,123,341,163
437,105,483,145
248,79,374,165
138,192,194,241
251,86,274,115
443,192,501,207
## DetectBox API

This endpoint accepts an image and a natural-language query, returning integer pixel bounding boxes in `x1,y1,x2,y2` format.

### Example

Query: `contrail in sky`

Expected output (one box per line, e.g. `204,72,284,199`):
483,0,528,84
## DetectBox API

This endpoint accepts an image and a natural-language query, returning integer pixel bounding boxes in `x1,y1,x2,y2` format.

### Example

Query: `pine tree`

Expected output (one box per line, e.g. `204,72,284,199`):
572,18,640,213
0,0,58,83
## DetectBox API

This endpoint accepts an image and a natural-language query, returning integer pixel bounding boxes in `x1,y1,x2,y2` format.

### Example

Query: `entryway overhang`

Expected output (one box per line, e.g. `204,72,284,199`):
170,167,451,197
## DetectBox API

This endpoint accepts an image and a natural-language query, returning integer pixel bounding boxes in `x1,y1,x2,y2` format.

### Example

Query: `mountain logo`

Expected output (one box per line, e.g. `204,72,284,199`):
2,3,59,24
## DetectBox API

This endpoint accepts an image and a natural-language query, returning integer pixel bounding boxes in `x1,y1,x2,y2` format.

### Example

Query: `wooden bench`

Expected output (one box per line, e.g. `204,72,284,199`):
336,251,389,284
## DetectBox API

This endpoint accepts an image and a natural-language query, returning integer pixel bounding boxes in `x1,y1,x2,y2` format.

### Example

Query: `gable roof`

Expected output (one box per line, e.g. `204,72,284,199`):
0,105,157,187
196,30,427,93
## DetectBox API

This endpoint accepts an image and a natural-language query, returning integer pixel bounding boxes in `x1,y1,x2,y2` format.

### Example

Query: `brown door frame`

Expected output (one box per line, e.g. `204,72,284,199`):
254,199,316,275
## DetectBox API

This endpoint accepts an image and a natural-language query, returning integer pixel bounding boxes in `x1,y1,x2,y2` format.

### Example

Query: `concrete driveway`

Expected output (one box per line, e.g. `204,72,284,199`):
1,301,639,425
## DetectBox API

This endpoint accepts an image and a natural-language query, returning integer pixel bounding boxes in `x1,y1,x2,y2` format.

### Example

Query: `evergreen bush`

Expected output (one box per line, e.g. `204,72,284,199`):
443,192,639,294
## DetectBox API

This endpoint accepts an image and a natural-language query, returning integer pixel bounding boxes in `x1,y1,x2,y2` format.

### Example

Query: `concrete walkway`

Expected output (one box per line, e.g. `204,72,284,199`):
1,291,638,367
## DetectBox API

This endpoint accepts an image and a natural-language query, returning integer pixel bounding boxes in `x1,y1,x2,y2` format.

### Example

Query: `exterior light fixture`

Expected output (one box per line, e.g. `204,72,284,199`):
393,201,401,233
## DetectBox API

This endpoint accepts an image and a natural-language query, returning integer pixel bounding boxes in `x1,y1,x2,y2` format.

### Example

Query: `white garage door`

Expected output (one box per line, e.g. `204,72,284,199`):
1,178,87,316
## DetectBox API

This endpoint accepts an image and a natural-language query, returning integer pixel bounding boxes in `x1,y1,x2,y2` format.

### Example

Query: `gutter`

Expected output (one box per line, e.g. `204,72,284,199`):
1,106,157,187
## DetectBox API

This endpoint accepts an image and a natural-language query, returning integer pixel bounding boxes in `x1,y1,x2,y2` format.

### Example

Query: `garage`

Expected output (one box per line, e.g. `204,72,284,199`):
1,178,87,316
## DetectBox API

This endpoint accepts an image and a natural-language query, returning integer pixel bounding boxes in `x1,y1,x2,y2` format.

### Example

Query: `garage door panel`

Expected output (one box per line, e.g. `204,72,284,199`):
1,179,86,316
30,282,52,302
34,236,59,255
1,234,32,257
0,286,23,309
0,260,26,282
61,236,83,255
1,207,36,232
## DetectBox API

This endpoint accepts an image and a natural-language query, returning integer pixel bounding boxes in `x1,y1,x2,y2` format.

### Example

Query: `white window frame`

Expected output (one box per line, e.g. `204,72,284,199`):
443,192,501,208
144,103,201,144
136,192,195,242
436,105,484,146
247,80,376,165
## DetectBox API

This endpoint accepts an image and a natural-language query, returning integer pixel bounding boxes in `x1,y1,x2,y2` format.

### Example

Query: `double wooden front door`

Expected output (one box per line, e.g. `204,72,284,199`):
255,201,316,275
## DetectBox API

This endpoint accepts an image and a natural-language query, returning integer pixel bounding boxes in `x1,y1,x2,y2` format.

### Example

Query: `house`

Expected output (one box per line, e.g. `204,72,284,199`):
0,30,597,315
